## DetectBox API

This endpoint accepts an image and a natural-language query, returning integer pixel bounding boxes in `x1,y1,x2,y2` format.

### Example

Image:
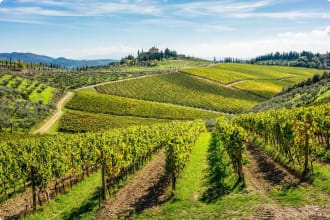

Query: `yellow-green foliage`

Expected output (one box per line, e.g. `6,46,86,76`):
182,64,323,98
59,110,172,132
29,86,56,104
95,72,263,113
183,64,323,84
0,74,57,104
235,80,292,99
67,91,222,120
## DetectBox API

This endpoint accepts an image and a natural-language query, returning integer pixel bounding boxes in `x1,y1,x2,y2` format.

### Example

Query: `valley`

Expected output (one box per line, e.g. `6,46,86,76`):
0,55,329,220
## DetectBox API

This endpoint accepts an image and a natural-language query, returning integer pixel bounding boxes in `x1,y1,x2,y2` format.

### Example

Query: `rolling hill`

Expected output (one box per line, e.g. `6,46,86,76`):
0,52,116,69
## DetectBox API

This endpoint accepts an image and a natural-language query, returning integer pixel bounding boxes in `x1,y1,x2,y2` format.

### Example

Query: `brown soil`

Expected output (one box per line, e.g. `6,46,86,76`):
244,142,301,193
97,150,169,219
244,142,330,220
0,190,32,219
250,204,330,220
0,169,95,219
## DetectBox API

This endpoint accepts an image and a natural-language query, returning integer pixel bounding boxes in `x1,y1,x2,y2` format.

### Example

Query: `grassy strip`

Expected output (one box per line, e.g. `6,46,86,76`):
137,133,263,219
25,172,101,220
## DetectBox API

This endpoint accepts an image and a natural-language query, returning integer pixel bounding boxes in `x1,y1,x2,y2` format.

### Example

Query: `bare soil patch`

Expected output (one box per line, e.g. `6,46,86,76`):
244,143,330,219
97,150,169,219
244,142,301,193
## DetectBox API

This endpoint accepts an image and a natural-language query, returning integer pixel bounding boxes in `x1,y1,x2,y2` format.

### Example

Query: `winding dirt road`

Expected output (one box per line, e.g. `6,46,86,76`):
33,91,74,134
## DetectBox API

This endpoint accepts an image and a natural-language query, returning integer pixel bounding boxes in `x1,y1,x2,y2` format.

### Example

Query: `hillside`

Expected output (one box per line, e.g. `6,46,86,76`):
59,91,221,132
182,63,323,99
252,72,330,111
0,63,329,220
0,73,59,131
0,52,116,68
95,72,263,113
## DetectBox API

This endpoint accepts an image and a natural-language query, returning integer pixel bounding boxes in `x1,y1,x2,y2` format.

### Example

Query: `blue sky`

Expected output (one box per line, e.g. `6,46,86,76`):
0,0,329,59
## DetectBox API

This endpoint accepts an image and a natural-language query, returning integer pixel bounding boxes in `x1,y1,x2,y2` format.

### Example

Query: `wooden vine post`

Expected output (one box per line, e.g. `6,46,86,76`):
101,150,107,200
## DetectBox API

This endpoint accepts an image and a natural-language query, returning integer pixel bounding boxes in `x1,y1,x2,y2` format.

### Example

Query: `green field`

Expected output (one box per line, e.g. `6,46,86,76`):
181,64,324,98
234,79,292,99
105,58,210,73
66,91,222,120
182,64,322,84
59,110,172,132
0,74,57,104
95,72,263,113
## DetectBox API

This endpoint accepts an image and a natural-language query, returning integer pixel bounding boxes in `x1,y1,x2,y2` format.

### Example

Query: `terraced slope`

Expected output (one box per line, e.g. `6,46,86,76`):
0,73,58,131
0,74,57,104
67,91,222,120
95,72,263,113
182,64,324,98
59,110,172,132
182,64,322,84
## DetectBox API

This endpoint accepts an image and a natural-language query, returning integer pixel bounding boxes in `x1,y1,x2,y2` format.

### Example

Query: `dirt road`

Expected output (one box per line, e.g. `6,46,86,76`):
33,91,74,134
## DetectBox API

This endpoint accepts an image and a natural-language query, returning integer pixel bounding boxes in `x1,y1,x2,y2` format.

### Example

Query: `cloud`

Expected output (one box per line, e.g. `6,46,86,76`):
173,0,274,16
5,0,161,16
46,45,140,59
232,11,330,19
174,26,330,59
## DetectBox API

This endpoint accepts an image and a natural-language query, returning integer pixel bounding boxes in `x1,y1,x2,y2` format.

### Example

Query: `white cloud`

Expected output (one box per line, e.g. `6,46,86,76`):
6,0,161,16
173,0,274,16
174,26,330,59
41,26,330,59
45,45,140,59
232,11,330,19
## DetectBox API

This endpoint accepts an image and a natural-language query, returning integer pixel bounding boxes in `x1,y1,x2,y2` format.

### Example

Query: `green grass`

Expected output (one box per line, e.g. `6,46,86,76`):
270,184,330,208
6,78,18,88
96,72,263,113
269,163,330,208
173,133,210,200
311,163,330,194
78,87,97,93
17,79,29,91
66,91,222,120
0,74,13,84
29,85,56,104
136,133,264,219
59,110,172,132
25,171,102,220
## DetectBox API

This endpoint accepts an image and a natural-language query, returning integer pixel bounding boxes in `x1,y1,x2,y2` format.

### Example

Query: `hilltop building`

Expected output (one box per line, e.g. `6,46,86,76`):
149,47,159,54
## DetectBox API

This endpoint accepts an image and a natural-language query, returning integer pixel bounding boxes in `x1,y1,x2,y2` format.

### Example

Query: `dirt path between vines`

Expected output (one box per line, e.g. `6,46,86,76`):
97,150,169,219
33,91,74,134
244,142,330,220
243,142,301,193
0,190,32,219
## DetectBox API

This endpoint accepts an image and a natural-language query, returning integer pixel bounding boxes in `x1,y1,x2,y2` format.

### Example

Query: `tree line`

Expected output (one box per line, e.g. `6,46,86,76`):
250,51,330,69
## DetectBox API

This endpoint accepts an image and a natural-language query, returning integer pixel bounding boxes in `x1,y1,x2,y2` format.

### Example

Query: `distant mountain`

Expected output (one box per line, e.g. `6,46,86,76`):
0,52,117,69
